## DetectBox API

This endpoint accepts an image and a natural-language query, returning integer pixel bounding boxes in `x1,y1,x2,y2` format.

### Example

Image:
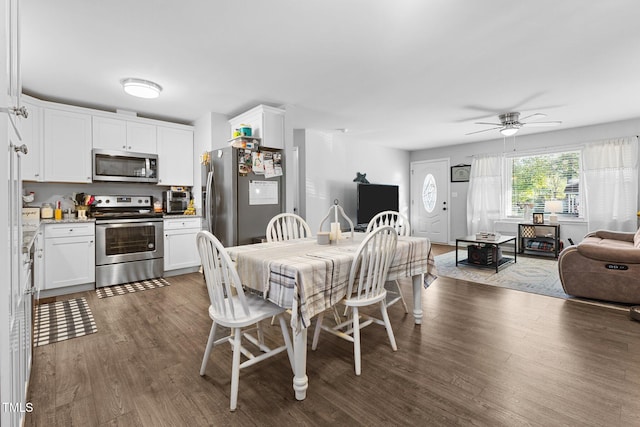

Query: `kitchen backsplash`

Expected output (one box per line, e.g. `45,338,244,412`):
24,182,171,211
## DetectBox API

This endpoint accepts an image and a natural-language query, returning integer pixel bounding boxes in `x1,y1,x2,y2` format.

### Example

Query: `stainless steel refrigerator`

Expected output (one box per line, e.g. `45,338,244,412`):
202,146,285,247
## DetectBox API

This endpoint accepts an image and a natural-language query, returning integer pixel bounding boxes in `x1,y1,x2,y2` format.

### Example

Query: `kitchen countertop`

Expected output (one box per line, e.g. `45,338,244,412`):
40,218,96,224
22,215,202,252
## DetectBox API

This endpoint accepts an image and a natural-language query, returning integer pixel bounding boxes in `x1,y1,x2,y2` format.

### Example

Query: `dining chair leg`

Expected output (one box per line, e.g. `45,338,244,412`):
200,321,217,376
352,306,361,376
380,301,398,351
256,320,266,350
394,280,409,313
311,312,325,350
229,327,243,411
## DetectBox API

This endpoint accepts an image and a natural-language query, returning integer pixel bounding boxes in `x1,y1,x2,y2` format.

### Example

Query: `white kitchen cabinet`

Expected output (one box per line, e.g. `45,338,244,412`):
93,116,157,153
43,223,95,290
229,104,285,149
127,121,157,153
164,217,201,271
157,126,194,186
44,108,92,183
20,100,43,181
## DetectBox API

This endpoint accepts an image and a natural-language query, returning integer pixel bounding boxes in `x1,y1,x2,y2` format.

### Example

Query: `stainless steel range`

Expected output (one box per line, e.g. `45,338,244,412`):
93,195,164,288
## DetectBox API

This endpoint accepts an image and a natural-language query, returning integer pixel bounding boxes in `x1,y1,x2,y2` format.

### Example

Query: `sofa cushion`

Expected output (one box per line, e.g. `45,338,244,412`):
635,228,640,248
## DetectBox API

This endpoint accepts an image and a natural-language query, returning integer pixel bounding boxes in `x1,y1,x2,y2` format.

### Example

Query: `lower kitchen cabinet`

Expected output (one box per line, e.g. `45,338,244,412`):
164,217,201,272
43,222,95,290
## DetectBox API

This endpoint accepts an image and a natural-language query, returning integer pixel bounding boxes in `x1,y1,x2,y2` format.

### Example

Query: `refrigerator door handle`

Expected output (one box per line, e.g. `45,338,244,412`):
206,170,216,234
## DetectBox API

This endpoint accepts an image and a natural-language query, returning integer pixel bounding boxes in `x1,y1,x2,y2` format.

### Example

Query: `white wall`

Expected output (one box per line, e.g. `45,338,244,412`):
193,111,228,213
295,129,410,232
410,117,640,243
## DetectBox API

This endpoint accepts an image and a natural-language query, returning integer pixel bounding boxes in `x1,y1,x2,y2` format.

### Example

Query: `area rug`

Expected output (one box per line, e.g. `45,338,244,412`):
96,277,171,299
435,251,568,299
34,297,97,347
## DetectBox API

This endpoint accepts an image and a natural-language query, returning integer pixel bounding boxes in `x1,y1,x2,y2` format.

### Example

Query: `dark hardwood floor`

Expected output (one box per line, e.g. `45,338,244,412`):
26,244,640,426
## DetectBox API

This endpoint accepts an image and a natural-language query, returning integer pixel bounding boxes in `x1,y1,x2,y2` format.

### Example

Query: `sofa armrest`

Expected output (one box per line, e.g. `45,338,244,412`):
577,243,640,263
585,230,635,242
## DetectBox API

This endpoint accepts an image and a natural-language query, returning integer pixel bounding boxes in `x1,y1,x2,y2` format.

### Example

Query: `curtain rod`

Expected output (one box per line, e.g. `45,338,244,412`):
467,135,639,159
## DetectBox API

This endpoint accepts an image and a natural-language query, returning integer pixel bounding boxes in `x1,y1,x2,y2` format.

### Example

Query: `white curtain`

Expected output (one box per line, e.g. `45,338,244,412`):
582,136,638,232
467,155,503,235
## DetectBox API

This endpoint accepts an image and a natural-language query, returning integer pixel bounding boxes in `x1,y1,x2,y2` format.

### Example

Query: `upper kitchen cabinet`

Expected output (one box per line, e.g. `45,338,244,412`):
229,105,285,149
156,126,194,186
20,100,43,181
93,116,157,153
44,108,92,183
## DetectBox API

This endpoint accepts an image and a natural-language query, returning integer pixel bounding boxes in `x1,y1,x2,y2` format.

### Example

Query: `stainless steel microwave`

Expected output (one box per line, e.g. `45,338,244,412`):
92,149,158,183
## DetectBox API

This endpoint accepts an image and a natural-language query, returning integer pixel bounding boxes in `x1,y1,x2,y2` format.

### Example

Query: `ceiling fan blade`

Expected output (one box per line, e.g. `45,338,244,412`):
465,126,503,135
523,121,562,127
474,121,502,126
518,113,546,122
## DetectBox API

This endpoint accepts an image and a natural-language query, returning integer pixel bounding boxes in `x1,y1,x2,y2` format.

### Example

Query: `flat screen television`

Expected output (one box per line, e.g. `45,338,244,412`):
356,183,399,225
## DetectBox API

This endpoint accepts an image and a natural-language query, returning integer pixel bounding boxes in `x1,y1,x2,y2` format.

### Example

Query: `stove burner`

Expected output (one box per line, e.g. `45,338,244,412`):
92,195,162,221
92,211,163,220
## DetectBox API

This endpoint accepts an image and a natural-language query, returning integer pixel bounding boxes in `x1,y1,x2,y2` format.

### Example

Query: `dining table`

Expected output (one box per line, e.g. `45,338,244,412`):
226,234,434,401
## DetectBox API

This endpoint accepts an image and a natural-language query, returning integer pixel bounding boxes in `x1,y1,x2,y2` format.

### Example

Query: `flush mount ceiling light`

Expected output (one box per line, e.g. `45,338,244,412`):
121,78,162,99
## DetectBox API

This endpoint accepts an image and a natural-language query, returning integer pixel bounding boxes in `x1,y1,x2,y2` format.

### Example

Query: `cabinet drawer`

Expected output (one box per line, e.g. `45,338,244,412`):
164,218,201,230
45,223,95,238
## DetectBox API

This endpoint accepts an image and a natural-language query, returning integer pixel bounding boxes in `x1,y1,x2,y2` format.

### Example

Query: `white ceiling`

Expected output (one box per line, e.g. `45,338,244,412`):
21,0,640,150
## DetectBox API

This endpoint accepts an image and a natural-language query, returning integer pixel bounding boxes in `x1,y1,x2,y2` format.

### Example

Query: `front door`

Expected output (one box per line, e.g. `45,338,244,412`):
410,159,450,244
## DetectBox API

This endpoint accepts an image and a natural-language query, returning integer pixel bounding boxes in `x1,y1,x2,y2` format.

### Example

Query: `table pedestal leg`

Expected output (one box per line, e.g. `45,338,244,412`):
293,327,308,400
412,274,423,325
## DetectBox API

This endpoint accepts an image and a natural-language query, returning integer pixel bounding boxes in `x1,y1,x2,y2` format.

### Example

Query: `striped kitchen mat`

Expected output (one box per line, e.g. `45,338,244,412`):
34,297,97,347
96,277,171,299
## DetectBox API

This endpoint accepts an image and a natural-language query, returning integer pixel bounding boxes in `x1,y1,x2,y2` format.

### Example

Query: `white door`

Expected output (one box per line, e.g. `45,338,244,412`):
411,159,450,244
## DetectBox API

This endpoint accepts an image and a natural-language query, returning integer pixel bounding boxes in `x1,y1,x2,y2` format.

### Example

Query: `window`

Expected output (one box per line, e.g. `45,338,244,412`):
506,150,581,218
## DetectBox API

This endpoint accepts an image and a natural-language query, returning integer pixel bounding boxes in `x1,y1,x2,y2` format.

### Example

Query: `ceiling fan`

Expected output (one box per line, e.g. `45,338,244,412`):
466,112,562,136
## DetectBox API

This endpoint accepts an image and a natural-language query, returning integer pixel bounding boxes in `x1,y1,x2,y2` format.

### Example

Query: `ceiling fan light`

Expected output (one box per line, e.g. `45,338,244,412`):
500,126,519,137
121,78,162,99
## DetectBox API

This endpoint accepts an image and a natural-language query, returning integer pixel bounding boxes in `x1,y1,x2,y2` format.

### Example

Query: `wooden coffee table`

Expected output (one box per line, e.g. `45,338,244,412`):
455,235,517,273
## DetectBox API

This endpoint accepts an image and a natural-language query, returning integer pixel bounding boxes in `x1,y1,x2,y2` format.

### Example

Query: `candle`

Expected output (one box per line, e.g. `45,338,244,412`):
330,222,340,241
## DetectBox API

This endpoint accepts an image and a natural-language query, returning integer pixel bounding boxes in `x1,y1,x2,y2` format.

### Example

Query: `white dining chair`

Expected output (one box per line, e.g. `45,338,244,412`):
366,210,411,313
196,230,294,411
265,213,312,324
266,213,312,242
311,226,398,376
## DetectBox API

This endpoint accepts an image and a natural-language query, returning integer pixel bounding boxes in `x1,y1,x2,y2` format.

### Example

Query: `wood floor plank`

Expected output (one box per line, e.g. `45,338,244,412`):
25,252,640,427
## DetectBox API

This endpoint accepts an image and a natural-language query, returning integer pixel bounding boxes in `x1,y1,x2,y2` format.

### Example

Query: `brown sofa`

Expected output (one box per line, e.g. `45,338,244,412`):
558,229,640,304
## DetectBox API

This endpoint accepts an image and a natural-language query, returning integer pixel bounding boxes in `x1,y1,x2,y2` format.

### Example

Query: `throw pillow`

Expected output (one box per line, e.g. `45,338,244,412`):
634,228,640,248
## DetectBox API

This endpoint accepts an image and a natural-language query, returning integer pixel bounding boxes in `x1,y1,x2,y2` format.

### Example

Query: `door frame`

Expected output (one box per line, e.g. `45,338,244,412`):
410,158,451,244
